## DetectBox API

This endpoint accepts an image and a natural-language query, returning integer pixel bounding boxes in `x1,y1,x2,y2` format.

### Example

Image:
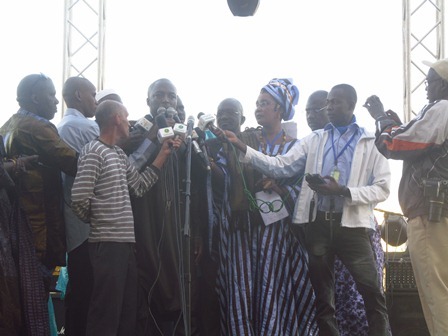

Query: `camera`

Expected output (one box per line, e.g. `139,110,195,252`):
305,173,326,185
423,178,448,222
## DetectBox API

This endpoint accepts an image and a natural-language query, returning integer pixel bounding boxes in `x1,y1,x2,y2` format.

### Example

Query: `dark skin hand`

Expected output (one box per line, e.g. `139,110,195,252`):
363,96,402,124
5,155,39,176
256,177,287,197
363,95,388,120
307,175,350,198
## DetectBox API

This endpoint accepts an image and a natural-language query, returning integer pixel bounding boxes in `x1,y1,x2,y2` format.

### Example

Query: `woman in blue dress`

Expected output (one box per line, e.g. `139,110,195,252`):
213,78,318,335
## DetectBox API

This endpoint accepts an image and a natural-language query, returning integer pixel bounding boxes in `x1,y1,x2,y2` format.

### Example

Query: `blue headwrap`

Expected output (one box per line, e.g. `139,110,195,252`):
262,78,299,121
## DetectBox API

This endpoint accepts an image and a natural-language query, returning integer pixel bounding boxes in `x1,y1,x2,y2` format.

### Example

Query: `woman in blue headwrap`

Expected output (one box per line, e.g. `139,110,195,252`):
213,78,318,335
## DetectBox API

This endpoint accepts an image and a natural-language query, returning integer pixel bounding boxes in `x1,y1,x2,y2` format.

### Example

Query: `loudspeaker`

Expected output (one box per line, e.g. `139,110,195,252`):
227,0,260,16
386,291,429,336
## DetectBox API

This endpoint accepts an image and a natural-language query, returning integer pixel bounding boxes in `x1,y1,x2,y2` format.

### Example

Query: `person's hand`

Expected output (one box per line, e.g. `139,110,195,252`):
220,130,247,153
19,155,39,169
151,138,178,169
363,95,387,120
384,109,403,125
15,155,39,175
256,177,284,196
308,176,346,196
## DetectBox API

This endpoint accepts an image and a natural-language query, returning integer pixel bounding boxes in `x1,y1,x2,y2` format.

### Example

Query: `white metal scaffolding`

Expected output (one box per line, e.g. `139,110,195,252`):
403,0,445,122
63,0,106,113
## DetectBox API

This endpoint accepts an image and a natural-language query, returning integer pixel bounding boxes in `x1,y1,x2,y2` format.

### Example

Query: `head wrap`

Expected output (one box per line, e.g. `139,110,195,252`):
262,78,299,121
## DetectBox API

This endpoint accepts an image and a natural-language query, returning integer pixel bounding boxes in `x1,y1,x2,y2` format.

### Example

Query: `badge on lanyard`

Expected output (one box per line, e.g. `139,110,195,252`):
331,166,340,183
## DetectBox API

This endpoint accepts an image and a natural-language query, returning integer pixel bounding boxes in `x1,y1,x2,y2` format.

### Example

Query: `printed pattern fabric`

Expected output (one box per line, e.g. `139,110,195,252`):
334,222,385,336
215,139,318,336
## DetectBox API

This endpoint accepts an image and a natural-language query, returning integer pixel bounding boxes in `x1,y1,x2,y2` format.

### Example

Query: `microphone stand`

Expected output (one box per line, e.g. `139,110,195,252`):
182,119,194,336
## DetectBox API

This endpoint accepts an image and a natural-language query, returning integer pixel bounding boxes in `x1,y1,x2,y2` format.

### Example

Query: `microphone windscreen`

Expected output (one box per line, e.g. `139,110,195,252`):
155,113,168,128
157,106,167,116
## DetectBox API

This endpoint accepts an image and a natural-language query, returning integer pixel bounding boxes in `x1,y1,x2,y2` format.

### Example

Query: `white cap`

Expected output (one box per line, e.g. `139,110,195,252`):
423,59,448,82
96,88,119,102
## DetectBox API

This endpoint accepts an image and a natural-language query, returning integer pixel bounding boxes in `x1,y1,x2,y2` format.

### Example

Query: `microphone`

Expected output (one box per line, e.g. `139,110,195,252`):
133,117,153,133
173,123,187,140
155,112,175,143
186,116,195,138
198,114,217,132
157,106,167,117
166,107,181,123
192,140,211,171
198,114,229,143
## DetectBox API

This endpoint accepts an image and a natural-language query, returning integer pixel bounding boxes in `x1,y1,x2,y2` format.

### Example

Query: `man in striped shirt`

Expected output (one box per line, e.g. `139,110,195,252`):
71,100,180,336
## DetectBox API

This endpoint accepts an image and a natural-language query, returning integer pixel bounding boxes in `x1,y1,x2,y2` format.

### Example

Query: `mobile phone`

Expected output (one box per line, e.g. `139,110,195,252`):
305,173,326,185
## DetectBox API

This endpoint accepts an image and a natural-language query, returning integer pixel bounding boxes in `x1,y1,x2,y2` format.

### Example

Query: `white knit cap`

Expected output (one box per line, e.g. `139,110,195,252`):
95,88,119,102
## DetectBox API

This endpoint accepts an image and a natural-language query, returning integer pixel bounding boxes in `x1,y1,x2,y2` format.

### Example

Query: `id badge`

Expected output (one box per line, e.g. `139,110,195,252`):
331,167,340,183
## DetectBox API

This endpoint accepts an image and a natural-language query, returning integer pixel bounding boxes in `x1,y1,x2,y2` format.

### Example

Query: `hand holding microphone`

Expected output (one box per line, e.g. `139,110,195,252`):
198,114,231,144
198,113,247,153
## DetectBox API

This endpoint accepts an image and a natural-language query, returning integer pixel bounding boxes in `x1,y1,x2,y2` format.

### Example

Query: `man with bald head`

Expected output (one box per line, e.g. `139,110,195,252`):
72,100,176,336
58,76,99,336
132,78,204,335
306,90,329,131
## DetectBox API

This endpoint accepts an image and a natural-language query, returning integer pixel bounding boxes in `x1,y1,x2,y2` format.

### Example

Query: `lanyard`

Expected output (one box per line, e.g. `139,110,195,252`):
262,129,284,151
331,128,357,166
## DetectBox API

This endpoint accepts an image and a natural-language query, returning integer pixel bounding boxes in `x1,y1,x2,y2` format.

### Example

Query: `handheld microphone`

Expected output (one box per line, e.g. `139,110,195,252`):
155,111,175,143
133,117,153,132
166,107,181,123
157,106,167,117
173,123,187,140
192,140,211,171
198,114,227,142
198,114,216,132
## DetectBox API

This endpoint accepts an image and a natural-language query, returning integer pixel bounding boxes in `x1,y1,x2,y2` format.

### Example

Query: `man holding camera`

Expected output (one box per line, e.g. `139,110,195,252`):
364,58,448,335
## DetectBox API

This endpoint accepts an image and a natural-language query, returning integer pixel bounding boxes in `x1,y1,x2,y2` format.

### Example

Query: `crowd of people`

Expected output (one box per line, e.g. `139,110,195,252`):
1,60,448,336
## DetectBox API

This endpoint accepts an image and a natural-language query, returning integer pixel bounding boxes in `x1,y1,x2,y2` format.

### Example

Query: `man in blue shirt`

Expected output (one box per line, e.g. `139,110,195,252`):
58,76,99,336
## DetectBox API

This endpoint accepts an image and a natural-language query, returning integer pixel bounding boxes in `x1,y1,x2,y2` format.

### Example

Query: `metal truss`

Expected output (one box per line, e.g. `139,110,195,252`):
62,0,106,113
403,0,445,122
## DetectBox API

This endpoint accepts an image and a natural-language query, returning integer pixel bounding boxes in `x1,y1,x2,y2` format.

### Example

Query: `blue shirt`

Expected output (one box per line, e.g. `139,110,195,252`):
57,108,99,251
318,121,361,212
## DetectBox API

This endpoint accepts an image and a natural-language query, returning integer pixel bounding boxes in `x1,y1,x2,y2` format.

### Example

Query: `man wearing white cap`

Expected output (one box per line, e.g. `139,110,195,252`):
365,58,448,335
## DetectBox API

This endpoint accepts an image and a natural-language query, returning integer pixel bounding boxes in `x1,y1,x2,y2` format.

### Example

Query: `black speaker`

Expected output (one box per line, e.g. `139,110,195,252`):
386,291,429,336
227,0,260,16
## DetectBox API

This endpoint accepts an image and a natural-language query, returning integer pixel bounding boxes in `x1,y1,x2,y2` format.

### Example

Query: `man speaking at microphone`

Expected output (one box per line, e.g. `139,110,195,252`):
131,78,204,336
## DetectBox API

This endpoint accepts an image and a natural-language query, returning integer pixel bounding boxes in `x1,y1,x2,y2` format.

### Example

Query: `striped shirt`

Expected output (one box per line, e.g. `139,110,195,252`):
72,139,159,243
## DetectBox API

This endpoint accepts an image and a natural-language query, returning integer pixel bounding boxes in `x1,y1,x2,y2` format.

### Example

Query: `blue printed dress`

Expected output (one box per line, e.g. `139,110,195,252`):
213,135,318,336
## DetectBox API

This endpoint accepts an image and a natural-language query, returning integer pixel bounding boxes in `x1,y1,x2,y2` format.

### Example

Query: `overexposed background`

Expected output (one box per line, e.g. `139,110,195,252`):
1,0,409,215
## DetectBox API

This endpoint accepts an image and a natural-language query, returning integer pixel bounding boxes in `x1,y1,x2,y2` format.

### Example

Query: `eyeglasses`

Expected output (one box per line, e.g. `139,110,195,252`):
256,100,275,108
306,106,327,114
424,78,443,88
